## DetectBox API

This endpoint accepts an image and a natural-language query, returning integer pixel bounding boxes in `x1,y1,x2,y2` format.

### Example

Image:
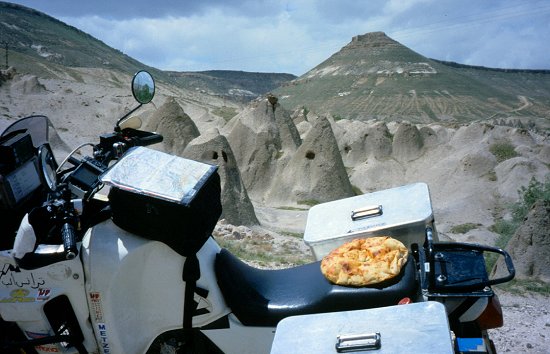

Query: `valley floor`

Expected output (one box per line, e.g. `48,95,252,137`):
490,289,550,354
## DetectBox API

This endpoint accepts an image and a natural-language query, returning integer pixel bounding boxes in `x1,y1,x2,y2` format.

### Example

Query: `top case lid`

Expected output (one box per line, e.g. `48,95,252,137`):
100,146,218,206
304,183,433,243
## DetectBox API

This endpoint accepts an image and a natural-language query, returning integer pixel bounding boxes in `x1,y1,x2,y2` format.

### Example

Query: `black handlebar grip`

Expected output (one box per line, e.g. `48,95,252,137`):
61,222,78,260
68,156,81,166
139,133,163,146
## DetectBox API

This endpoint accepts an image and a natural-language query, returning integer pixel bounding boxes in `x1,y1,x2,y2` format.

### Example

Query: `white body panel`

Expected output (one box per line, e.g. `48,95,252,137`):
0,249,98,354
81,219,230,354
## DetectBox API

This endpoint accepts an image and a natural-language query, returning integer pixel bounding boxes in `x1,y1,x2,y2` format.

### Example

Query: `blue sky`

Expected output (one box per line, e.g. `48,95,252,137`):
11,0,550,75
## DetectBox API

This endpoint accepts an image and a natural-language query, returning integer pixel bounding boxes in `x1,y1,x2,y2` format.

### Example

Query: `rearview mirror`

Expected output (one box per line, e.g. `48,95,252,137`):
132,70,155,104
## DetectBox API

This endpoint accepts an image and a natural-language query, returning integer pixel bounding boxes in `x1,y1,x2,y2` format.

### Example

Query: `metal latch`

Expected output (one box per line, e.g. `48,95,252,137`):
336,333,381,352
351,205,383,221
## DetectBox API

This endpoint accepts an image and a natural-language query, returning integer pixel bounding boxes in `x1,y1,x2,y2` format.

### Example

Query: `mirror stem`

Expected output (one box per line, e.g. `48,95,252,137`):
115,104,143,131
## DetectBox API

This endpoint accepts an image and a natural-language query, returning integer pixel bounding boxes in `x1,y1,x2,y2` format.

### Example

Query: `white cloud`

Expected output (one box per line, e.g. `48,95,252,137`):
62,6,352,74
46,0,550,74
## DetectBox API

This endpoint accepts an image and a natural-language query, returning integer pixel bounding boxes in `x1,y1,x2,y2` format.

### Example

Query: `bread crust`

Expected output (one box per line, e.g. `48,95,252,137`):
320,236,409,286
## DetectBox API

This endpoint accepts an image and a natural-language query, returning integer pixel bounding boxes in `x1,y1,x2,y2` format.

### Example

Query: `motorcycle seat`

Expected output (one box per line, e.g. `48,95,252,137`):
215,248,418,327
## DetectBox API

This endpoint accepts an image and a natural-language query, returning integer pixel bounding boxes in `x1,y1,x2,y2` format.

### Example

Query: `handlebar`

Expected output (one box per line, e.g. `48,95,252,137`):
135,132,163,146
61,221,78,260
96,128,163,164
122,128,163,148
44,127,163,259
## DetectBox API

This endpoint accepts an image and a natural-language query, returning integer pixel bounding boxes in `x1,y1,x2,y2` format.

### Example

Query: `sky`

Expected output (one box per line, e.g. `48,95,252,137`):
10,0,550,76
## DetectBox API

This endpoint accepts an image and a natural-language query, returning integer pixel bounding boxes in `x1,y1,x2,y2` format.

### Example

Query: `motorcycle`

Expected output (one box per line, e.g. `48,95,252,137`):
0,71,515,354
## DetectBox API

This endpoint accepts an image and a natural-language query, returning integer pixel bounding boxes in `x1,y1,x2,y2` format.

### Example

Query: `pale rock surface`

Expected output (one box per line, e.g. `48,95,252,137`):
223,97,301,200
391,121,425,162
495,157,549,201
183,128,259,226
295,120,312,139
492,200,550,282
11,74,47,94
144,96,199,156
334,119,394,167
265,115,354,205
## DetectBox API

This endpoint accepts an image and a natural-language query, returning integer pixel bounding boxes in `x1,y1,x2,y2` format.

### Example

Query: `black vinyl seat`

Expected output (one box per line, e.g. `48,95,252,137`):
215,249,418,327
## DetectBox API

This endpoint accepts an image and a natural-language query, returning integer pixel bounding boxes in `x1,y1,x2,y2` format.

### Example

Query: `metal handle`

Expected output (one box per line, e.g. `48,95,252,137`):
351,205,382,221
336,333,381,352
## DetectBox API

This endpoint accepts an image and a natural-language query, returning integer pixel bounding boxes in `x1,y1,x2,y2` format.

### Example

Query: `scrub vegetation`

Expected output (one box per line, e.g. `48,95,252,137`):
486,177,550,280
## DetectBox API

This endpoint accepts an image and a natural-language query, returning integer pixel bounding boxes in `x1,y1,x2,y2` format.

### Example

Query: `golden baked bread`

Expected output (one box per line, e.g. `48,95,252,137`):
320,236,408,286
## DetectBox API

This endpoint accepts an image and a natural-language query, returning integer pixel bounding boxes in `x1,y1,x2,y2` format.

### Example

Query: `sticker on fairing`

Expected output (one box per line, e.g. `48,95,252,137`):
0,264,46,288
97,323,111,354
36,288,51,301
89,291,104,322
0,288,35,303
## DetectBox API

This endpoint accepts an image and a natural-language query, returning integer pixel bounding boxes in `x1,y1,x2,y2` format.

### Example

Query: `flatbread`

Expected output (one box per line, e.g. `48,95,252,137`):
320,236,408,286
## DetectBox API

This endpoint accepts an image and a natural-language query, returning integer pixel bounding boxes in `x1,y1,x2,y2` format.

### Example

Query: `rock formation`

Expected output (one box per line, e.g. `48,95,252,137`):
11,74,47,94
391,122,425,162
334,119,393,167
223,96,301,200
144,97,200,155
0,66,16,85
183,129,259,226
492,200,550,282
265,115,354,205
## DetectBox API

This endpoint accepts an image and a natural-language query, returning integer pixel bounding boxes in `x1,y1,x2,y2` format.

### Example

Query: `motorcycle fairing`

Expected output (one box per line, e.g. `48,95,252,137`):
0,252,98,353
82,220,231,354
215,248,418,327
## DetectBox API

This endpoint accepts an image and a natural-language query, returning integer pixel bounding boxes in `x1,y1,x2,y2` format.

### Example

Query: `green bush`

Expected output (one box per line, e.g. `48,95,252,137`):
302,106,309,119
450,223,480,234
489,141,519,163
212,106,238,121
497,279,550,295
489,220,517,248
298,199,321,206
512,177,550,222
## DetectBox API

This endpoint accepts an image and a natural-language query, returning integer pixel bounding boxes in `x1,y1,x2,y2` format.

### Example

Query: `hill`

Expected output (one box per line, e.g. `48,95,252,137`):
0,2,162,77
167,70,296,102
275,32,550,127
0,2,294,102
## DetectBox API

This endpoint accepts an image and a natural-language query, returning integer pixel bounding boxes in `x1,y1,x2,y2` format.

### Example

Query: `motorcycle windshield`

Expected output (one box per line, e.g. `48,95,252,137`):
0,115,50,148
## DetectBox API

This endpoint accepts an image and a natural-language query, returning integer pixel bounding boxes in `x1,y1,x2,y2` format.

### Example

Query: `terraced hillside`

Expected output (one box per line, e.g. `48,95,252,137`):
275,32,550,125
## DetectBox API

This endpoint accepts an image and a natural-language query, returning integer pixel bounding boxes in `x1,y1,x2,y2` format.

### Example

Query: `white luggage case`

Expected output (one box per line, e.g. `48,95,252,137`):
304,183,437,260
271,302,454,354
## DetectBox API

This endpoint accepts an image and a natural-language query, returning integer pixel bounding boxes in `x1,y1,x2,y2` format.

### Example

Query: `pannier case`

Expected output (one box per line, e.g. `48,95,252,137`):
304,183,436,260
100,147,221,256
270,301,453,354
